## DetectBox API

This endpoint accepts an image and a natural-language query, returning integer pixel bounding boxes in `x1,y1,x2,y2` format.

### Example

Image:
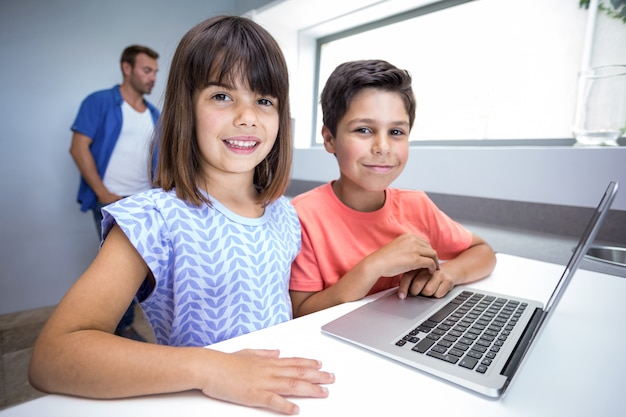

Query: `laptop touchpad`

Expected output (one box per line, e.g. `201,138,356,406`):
364,292,442,320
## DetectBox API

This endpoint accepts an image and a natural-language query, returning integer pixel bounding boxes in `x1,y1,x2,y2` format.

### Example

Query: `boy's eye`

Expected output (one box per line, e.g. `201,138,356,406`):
390,128,405,136
355,127,372,134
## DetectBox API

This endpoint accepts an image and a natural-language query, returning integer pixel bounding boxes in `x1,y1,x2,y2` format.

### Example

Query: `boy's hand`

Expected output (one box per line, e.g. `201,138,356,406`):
397,268,455,299
369,233,439,279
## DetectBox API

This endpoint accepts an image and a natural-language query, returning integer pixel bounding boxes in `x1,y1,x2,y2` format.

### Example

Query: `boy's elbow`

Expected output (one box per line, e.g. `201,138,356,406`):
482,243,497,276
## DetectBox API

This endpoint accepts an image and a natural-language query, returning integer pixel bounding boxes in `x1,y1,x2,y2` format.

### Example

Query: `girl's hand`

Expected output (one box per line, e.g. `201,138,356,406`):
201,349,335,415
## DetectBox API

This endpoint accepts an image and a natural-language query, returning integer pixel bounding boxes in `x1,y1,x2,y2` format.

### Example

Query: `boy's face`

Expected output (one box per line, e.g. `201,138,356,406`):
323,88,410,209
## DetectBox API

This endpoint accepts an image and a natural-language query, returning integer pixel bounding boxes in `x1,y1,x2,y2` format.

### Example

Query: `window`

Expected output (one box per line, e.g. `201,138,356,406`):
252,0,625,147
314,0,593,144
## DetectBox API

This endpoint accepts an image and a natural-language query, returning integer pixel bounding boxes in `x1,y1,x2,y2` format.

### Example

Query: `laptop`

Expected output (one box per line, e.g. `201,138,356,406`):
321,181,619,398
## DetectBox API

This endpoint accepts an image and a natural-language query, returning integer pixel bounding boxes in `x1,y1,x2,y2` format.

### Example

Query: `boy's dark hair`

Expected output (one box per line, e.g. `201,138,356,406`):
153,15,292,207
320,59,416,136
120,45,159,68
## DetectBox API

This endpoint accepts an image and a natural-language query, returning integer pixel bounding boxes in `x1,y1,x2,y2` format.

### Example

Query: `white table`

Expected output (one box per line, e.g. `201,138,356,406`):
3,253,625,416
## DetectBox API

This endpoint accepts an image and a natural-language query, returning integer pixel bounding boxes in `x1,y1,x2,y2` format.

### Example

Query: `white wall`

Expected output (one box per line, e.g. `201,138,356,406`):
0,0,273,315
1,0,623,315
292,147,626,210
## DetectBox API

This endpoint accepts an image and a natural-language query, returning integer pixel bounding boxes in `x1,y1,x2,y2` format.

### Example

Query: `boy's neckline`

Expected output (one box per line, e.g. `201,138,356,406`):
330,180,386,213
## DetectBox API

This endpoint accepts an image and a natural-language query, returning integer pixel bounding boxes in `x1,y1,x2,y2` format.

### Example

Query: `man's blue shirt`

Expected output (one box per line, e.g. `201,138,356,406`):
71,85,160,212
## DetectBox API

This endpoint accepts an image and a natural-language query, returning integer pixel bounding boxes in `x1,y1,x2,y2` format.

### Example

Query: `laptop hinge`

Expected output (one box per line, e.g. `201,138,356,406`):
501,307,545,378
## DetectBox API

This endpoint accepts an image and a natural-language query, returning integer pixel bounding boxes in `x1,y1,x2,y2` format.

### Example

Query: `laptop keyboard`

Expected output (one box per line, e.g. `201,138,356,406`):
395,291,527,373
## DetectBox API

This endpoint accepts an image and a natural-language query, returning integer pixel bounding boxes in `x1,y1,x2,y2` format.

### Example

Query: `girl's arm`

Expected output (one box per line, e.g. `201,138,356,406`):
29,225,334,415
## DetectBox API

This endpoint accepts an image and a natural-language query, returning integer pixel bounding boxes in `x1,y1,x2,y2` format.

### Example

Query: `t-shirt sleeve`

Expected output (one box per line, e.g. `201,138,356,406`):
290,218,325,292
289,193,327,292
101,193,172,299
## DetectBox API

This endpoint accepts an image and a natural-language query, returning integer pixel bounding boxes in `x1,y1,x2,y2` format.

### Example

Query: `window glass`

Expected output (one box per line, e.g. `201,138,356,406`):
315,0,588,143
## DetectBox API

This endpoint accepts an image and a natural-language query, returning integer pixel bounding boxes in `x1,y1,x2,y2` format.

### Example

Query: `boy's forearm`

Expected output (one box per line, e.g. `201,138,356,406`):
295,260,381,317
443,242,496,286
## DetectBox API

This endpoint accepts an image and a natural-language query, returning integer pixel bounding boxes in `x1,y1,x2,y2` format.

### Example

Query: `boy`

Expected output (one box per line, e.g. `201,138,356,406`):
289,60,496,318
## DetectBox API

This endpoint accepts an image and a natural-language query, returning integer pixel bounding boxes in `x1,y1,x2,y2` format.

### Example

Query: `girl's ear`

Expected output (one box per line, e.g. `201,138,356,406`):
321,125,336,155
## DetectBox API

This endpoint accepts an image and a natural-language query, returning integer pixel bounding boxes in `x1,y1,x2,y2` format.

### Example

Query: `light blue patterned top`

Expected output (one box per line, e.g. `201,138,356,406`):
101,188,301,347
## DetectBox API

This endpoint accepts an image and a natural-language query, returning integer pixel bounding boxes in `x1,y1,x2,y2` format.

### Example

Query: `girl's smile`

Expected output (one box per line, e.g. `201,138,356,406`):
223,136,261,154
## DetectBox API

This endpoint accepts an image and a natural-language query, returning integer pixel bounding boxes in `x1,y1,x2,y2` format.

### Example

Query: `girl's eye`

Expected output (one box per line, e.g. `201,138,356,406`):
258,98,274,106
212,93,231,101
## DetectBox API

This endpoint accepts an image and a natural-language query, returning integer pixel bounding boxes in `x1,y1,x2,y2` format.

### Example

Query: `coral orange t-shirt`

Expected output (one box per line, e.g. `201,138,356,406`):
290,183,473,295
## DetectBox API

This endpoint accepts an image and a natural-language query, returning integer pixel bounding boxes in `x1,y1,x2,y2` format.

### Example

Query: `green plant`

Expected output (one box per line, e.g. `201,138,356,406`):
580,0,626,23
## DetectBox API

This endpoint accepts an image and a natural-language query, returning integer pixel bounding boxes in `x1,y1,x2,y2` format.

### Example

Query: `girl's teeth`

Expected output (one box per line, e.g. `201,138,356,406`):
227,140,255,148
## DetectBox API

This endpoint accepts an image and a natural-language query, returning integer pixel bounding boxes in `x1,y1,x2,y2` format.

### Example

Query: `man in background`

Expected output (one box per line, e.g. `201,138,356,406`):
69,45,160,341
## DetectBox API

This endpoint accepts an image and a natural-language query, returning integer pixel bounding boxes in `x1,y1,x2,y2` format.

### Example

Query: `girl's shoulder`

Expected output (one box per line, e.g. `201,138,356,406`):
121,190,298,226
264,195,299,224
106,188,198,224
127,188,195,209
116,188,173,204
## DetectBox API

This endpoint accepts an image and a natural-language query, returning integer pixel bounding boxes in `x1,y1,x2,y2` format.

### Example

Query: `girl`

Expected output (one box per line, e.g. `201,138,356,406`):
29,16,334,415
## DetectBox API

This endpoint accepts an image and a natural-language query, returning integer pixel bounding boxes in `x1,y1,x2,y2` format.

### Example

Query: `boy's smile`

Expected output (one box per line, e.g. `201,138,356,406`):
323,88,410,212
362,162,396,173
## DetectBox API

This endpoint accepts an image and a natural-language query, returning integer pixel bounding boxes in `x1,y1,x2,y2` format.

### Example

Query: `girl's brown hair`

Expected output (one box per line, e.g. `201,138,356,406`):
152,15,292,207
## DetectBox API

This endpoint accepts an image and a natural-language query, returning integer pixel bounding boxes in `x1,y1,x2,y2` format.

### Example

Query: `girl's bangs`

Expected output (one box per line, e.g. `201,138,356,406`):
202,44,285,100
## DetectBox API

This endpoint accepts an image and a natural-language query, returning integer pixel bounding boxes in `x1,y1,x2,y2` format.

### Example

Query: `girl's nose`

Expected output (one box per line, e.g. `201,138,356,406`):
234,101,258,127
